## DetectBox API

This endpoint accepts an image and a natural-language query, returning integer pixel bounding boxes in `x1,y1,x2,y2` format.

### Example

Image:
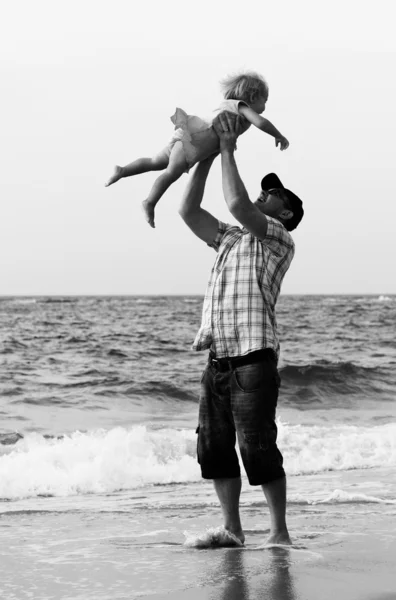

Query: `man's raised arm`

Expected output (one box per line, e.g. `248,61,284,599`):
212,112,269,241
178,154,219,245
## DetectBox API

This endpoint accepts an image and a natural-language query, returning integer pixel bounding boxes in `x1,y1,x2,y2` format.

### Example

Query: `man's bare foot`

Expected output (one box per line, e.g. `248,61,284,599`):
105,166,123,187
142,199,155,228
226,527,245,546
265,531,292,546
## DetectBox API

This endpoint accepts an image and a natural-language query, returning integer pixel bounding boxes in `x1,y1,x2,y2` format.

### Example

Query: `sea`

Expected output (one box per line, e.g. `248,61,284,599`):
1,295,395,600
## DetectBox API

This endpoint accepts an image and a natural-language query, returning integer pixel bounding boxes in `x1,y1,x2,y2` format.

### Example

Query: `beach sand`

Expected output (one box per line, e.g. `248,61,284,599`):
2,510,395,600
143,529,396,600
1,469,396,600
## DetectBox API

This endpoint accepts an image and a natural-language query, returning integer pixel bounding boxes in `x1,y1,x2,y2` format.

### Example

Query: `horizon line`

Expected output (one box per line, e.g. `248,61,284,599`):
0,293,395,298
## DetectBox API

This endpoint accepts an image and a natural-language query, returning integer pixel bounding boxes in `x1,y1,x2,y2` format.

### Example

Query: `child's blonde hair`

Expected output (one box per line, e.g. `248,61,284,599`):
220,71,269,105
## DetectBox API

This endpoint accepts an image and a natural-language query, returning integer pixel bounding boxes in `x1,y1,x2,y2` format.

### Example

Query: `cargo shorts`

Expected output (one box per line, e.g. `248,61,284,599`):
196,349,285,485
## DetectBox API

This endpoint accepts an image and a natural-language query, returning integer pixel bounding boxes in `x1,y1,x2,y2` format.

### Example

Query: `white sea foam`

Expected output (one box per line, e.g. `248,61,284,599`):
183,526,243,548
7,298,37,305
0,421,395,500
279,420,396,475
0,427,198,500
134,530,169,538
311,489,396,505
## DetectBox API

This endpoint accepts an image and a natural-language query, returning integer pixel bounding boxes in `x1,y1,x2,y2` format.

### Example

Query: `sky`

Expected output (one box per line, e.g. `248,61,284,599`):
1,0,395,295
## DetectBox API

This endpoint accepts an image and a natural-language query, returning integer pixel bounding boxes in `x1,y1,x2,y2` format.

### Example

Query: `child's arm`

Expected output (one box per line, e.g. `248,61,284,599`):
238,105,289,150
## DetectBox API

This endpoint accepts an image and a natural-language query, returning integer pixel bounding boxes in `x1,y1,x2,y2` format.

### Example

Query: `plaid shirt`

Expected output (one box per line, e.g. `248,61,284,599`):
192,217,295,360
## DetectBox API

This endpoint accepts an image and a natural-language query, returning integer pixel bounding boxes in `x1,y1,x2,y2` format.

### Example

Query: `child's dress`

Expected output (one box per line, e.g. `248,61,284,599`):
167,99,252,171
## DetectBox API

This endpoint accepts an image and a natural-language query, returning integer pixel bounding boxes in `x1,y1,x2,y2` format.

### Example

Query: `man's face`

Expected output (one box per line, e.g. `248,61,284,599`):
254,188,288,218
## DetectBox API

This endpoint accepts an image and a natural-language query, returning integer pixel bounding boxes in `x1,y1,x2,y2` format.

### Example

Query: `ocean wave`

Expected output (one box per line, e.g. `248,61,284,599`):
1,421,395,500
1,298,37,305
0,433,23,446
40,298,77,304
2,338,29,349
107,349,129,358
136,381,198,402
310,489,396,505
281,361,375,382
1,386,24,397
279,360,394,405
66,336,89,344
263,490,396,506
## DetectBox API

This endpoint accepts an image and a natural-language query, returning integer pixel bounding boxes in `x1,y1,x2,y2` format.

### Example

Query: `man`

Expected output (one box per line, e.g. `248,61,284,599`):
178,111,304,546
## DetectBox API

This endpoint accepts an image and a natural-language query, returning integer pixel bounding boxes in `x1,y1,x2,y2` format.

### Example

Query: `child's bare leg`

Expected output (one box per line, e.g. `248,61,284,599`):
105,152,169,187
142,142,188,228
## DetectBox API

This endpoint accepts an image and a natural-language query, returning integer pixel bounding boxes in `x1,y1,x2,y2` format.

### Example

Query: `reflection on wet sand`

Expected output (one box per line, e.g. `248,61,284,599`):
213,547,297,600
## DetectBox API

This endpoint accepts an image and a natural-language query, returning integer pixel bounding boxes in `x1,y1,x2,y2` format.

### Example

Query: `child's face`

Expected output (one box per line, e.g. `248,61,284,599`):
250,94,267,114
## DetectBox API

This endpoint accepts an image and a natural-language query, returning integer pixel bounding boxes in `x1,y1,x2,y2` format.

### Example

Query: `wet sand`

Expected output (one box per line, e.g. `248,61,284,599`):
1,485,395,600
142,534,396,600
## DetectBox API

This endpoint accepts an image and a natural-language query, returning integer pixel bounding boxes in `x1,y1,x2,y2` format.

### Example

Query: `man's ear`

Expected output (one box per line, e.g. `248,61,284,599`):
279,209,293,221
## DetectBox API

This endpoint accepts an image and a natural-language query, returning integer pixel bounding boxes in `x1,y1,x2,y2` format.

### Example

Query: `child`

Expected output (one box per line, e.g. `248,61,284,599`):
105,71,289,228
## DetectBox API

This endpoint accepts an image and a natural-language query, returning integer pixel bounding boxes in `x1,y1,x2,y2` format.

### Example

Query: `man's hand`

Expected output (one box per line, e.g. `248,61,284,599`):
212,111,242,153
198,151,220,167
275,136,290,151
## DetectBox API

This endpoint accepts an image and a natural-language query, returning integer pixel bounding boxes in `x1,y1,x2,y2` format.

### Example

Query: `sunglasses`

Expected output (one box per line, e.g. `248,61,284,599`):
259,188,286,202
268,188,285,199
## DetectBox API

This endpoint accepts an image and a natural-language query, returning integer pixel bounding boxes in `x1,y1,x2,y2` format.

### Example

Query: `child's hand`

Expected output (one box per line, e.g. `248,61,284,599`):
276,136,289,151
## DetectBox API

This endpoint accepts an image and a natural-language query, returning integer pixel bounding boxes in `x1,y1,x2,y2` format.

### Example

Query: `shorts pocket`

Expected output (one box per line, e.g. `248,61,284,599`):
233,363,263,393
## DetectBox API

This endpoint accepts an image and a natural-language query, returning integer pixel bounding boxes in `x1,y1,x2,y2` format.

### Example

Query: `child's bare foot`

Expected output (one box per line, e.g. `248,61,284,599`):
142,199,155,228
105,166,123,187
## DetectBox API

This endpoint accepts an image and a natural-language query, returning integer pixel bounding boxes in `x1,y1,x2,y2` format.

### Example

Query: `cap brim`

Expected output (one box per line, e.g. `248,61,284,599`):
261,173,284,191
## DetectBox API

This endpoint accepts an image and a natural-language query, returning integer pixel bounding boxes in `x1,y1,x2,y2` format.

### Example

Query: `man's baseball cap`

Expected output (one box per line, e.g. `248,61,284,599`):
261,173,304,231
